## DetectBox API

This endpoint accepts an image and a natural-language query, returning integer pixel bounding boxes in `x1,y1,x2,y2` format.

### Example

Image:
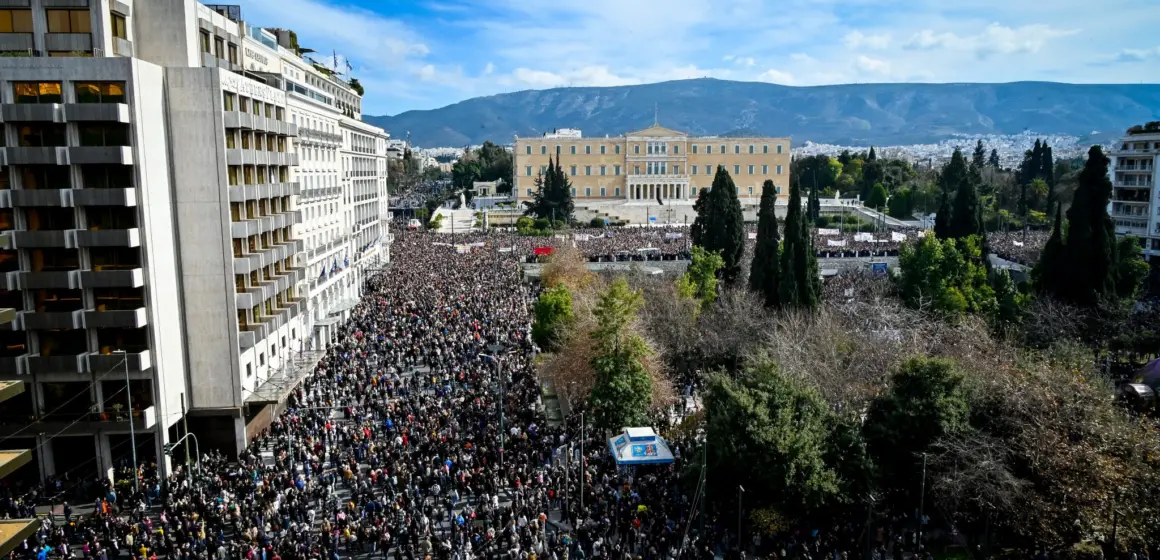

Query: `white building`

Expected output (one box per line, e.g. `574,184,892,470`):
340,118,390,282
0,0,391,479
1108,129,1160,261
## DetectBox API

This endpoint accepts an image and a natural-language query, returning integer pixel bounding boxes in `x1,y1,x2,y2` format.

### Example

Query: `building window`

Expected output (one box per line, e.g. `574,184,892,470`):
615,145,621,154
777,164,783,174
634,144,640,154
13,82,63,104
79,124,128,147
692,145,698,154
527,189,533,197
762,164,768,174
748,186,754,195
691,166,697,175
614,165,621,175
570,145,576,155
46,9,91,33
110,12,127,39
0,9,33,33
570,165,576,176
720,145,726,154
600,165,606,176
763,144,769,154
748,165,754,175
705,165,711,175
214,37,224,58
634,165,640,175
229,44,238,64
777,144,784,154
525,166,532,176
615,187,621,197
673,145,680,154
75,82,126,104
570,188,576,196
540,165,547,174
706,145,712,154
599,187,605,197
747,145,754,154
585,145,591,155
691,187,698,196
200,31,211,53
734,165,740,175
585,187,591,197
776,186,782,194
600,145,606,155
526,145,532,155
585,166,591,176
540,145,546,155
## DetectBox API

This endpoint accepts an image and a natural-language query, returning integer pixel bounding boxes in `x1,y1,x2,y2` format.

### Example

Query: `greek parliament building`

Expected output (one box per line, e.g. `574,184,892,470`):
0,0,390,484
513,125,792,219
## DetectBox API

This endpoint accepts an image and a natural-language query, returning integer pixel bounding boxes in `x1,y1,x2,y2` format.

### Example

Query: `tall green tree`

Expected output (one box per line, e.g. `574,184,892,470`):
949,155,984,239
524,153,574,222
531,285,574,351
1041,144,1056,215
1032,207,1066,297
972,140,987,169
677,246,724,310
865,183,888,210
778,178,821,310
1114,236,1149,300
934,149,970,239
1056,146,1118,306
703,361,841,519
588,278,653,431
691,166,745,283
868,146,877,161
988,148,1001,168
898,235,995,317
749,180,781,307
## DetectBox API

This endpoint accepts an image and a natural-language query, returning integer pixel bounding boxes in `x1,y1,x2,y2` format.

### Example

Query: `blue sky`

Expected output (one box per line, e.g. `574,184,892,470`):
235,0,1160,117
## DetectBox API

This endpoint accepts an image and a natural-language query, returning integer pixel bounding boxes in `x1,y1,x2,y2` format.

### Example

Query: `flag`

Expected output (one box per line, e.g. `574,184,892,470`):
344,256,349,268
319,266,326,279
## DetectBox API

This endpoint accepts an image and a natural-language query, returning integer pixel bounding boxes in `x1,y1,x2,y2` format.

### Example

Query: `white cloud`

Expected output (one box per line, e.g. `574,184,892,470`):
416,64,438,81
511,68,566,87
722,54,735,61
483,62,495,75
855,55,891,75
843,30,891,50
903,23,1078,58
756,69,795,85
1113,46,1160,62
790,53,818,64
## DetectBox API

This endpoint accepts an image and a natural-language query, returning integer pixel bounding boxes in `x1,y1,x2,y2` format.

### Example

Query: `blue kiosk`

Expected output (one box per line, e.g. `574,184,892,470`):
607,427,675,466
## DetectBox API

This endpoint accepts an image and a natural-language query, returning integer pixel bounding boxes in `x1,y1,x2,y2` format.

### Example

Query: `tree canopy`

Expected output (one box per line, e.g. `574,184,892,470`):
691,166,745,283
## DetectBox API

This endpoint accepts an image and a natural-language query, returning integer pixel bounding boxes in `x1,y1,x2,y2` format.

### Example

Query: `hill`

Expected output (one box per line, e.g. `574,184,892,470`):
364,79,1160,148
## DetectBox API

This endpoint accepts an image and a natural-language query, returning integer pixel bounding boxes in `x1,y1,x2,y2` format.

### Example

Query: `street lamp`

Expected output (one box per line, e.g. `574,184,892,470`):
112,350,138,494
738,485,745,554
163,432,202,476
479,342,513,468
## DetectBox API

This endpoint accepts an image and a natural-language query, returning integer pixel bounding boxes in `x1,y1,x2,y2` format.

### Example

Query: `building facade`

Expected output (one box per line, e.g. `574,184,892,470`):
1108,129,1160,261
0,0,391,481
513,125,792,206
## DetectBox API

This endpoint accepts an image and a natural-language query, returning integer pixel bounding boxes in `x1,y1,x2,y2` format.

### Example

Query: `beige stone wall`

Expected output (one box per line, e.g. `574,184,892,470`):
513,132,792,203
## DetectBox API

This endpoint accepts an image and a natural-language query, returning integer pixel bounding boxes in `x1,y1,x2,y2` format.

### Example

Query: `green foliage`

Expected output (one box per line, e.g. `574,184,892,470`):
589,217,606,228
704,361,841,519
1115,236,1150,299
898,235,995,317
779,179,821,310
990,269,1028,332
588,279,653,431
348,78,364,96
524,155,574,222
415,208,430,221
452,141,514,193
532,285,574,351
865,183,888,209
887,187,914,219
864,357,968,497
749,180,781,307
428,213,444,229
988,148,1001,168
949,161,984,239
691,166,746,283
681,246,724,309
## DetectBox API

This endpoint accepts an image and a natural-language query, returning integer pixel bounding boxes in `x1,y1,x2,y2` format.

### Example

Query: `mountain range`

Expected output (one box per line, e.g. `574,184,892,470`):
364,79,1160,148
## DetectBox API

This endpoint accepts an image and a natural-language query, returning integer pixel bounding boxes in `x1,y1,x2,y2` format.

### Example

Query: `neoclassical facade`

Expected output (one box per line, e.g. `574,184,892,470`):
513,124,791,204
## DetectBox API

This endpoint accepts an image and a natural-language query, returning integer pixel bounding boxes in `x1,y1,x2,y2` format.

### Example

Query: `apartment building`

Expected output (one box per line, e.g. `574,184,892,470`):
1108,128,1160,261
514,124,792,206
340,118,390,281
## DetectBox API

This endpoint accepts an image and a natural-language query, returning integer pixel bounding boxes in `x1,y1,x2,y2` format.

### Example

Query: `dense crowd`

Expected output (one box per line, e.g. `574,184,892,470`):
3,230,946,560
988,230,1050,266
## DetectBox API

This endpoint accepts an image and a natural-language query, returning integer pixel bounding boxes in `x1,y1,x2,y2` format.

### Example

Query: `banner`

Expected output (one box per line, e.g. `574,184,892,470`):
827,239,847,247
574,234,591,242
665,232,683,240
871,262,888,277
747,232,758,240
891,232,907,242
455,245,471,254
534,247,554,256
817,228,840,236
553,234,568,240
1013,240,1024,247
854,232,874,242
497,247,513,253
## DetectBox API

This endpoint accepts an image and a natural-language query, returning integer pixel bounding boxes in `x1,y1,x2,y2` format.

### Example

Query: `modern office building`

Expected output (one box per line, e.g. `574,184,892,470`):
339,117,390,282
513,124,792,207
1108,127,1160,261
0,0,389,478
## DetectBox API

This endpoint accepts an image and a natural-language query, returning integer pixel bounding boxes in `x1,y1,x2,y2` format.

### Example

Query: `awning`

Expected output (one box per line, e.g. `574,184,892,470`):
245,350,327,405
0,519,38,558
0,449,31,480
607,427,675,465
328,298,360,316
0,381,24,404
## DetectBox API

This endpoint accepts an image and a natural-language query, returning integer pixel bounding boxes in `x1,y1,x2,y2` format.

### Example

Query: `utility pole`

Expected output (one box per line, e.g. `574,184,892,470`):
181,393,190,471
738,485,745,554
579,411,585,516
918,453,927,544
114,350,138,494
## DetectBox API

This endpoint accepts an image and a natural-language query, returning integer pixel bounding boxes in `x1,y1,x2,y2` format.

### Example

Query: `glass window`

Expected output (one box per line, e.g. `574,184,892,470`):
777,165,783,174
763,144,768,154
691,166,697,175
600,187,606,197
748,165,754,174
110,12,127,39
762,165,768,174
734,165,740,175
585,187,591,197
634,145,639,154
706,145,712,154
585,145,590,155
720,145,726,154
570,145,576,155
0,9,34,33
614,165,621,175
525,166,532,176
14,82,63,104
47,10,91,33
200,31,210,53
570,188,575,196
777,144,783,154
692,145,698,154
585,166,591,176
18,124,67,147
228,44,238,64
75,82,125,104
615,187,620,197
540,145,546,155
526,145,531,155
570,165,576,176
615,145,620,154
600,165,606,176
734,145,740,154
600,145,606,155
223,92,235,111
78,124,129,147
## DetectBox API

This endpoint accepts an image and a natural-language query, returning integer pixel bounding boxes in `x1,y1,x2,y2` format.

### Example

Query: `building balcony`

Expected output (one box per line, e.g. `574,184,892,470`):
43,32,92,54
239,324,268,350
10,230,75,249
25,353,88,375
18,310,85,330
83,307,148,329
80,267,143,288
1,103,65,123
228,182,298,202
5,147,70,166
0,354,27,376
0,271,18,291
9,189,73,207
88,349,151,373
72,187,137,206
75,228,140,248
0,32,34,54
64,103,132,123
17,270,80,290
112,37,133,58
69,146,133,165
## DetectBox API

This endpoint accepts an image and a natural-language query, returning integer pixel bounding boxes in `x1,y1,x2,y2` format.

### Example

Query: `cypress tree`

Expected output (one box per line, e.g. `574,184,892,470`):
972,140,987,169
779,178,820,310
934,149,969,239
988,148,1000,168
949,150,983,239
868,146,877,161
807,176,821,222
1033,206,1065,296
749,180,781,307
1042,144,1056,215
692,166,745,284
934,195,952,239
1060,146,1118,306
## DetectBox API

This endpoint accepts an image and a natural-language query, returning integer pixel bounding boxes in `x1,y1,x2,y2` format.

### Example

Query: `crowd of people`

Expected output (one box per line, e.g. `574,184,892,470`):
988,230,1049,266
1,229,968,560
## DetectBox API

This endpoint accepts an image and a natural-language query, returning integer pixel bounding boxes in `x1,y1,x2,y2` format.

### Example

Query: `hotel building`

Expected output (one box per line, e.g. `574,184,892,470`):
0,0,390,481
513,124,792,214
1108,128,1160,261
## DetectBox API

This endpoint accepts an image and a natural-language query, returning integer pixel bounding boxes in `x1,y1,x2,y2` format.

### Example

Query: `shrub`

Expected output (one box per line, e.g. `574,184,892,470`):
590,217,605,228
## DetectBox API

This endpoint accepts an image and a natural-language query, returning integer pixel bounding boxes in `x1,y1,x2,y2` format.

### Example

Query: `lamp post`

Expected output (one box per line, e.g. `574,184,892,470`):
112,350,138,494
480,342,511,468
164,432,202,476
738,485,745,554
